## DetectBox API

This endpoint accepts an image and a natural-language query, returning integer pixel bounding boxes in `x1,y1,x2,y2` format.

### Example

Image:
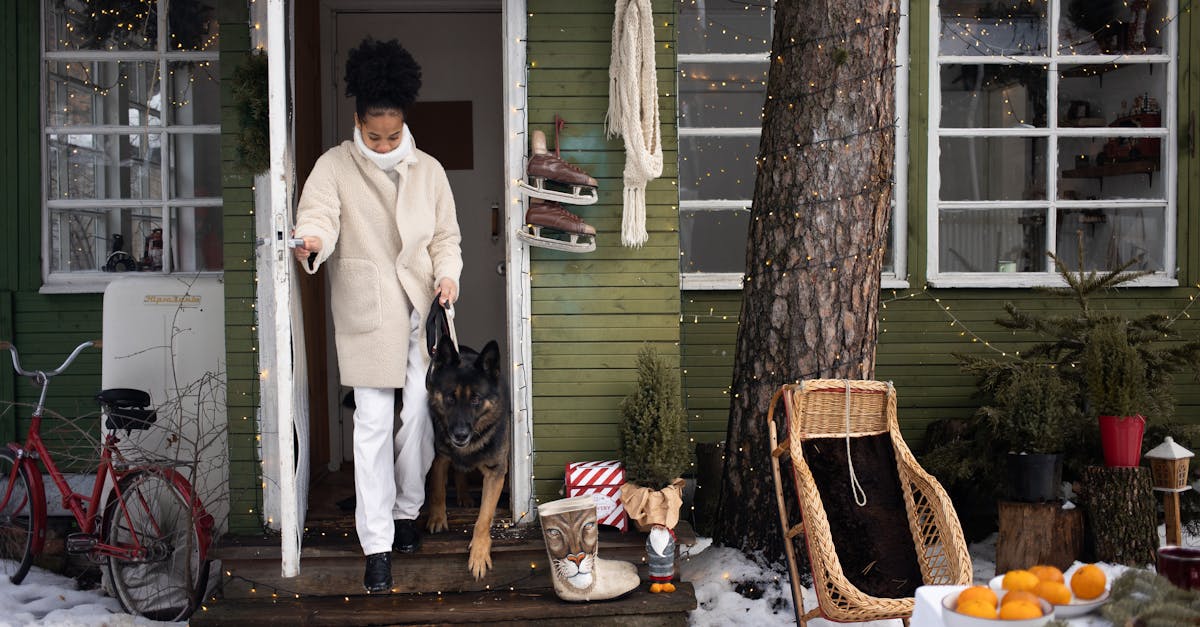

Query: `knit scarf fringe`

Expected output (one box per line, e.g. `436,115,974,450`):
605,0,662,249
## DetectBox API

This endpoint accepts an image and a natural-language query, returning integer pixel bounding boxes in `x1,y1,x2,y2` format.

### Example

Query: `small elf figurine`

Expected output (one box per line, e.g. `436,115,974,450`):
646,525,677,593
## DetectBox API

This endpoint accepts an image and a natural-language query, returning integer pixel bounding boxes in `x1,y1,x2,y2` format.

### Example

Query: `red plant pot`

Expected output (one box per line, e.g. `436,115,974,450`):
1098,414,1146,467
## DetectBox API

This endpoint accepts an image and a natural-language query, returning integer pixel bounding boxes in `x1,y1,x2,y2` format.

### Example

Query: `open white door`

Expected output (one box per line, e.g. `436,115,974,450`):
260,0,310,578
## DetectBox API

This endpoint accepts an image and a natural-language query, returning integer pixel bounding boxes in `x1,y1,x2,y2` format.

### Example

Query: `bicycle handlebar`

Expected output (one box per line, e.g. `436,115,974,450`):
2,340,100,379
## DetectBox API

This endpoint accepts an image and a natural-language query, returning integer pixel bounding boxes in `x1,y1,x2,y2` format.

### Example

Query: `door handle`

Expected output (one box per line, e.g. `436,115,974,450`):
491,202,500,242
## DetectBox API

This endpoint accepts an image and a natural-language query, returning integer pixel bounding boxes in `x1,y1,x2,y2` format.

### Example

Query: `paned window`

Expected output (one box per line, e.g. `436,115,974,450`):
42,0,221,290
677,1,909,290
931,0,1176,286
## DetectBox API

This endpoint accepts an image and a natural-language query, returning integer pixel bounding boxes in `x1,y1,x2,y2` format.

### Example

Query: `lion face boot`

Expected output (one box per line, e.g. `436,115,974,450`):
538,495,639,602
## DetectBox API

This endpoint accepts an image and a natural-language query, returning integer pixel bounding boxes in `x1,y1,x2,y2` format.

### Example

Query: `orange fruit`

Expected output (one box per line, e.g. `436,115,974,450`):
1029,564,1065,583
1071,564,1107,600
957,585,1000,610
1002,569,1041,593
956,598,998,619
999,599,1043,619
1033,580,1072,606
1001,590,1041,607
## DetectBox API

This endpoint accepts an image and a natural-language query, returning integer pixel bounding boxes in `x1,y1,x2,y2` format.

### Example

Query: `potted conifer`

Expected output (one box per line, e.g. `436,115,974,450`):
1083,320,1148,467
618,346,692,593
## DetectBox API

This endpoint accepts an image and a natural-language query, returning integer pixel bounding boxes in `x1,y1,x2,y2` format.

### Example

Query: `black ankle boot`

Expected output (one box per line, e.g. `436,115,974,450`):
393,519,421,553
363,552,392,592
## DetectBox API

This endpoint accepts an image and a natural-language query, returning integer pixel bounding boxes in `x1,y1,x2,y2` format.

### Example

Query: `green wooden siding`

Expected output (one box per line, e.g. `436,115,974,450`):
527,0,680,502
218,0,262,534
681,3,1200,447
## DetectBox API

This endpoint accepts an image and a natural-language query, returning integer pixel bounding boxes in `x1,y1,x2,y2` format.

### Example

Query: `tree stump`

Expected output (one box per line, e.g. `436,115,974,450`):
1080,466,1158,567
996,501,1084,572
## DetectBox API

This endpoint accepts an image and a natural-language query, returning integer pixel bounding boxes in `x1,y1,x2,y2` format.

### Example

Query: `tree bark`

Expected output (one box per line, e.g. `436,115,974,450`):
996,501,1084,572
714,0,899,561
1080,466,1159,567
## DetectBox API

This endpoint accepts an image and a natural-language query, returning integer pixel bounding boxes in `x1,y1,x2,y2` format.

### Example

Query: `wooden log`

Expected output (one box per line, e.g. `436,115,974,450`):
995,501,1084,572
1080,466,1159,567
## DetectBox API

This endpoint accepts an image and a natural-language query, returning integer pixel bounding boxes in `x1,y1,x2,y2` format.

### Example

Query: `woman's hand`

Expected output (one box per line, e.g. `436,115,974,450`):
435,278,458,306
292,235,322,264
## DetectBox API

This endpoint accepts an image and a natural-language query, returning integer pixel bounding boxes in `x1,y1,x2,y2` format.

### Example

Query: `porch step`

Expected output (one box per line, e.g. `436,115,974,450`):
192,582,696,626
212,517,695,599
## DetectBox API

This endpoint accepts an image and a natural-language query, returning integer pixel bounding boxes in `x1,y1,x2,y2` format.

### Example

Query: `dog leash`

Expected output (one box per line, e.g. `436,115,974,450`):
425,300,460,358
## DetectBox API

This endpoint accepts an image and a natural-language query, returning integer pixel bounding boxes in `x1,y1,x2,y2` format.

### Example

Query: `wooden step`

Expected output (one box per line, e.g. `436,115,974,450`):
213,517,695,598
193,582,696,626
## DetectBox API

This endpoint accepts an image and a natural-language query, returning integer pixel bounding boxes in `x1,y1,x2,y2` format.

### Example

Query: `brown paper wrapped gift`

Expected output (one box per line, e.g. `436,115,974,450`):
619,478,686,532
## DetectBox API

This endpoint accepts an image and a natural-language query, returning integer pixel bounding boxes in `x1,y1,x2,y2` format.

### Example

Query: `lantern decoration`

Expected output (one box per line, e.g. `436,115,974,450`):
1146,436,1194,546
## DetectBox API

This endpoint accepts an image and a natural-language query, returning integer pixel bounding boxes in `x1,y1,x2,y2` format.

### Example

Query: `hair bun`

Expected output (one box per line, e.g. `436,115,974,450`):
345,38,422,115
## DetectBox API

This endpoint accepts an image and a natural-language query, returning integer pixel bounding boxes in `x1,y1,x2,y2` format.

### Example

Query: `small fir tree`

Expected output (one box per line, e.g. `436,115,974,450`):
619,347,692,490
1083,320,1147,417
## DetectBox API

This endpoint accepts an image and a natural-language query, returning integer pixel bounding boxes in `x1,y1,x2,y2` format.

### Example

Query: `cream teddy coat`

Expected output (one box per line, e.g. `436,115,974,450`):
293,140,462,388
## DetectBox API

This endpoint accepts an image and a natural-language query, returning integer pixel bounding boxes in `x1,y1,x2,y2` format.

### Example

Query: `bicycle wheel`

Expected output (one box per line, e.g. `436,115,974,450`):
102,469,207,621
0,449,36,584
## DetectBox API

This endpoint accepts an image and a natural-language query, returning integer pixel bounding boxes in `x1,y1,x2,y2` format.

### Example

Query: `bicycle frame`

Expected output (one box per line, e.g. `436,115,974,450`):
0,340,210,563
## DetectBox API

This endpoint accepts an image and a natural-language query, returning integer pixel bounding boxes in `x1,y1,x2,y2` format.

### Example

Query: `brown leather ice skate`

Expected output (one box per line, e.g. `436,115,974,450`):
518,130,598,205
525,199,596,236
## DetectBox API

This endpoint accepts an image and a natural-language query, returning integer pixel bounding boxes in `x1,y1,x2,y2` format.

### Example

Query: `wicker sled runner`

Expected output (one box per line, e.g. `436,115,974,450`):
767,379,972,626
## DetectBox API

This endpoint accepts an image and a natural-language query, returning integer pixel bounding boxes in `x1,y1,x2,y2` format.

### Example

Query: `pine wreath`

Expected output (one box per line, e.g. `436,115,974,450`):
231,51,269,175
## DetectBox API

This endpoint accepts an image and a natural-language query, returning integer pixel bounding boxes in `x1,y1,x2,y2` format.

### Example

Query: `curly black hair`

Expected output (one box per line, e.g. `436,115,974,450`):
344,38,422,118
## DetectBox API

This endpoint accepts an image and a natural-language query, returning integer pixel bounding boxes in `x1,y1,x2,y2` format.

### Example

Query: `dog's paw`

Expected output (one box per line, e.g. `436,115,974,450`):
468,538,493,580
426,511,449,534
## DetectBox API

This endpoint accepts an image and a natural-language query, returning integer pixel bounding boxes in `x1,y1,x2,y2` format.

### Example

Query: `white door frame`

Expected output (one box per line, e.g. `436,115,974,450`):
313,0,535,525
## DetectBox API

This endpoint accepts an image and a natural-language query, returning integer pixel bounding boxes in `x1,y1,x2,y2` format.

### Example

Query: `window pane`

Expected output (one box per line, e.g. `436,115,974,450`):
171,134,222,198
939,207,1048,272
48,207,161,273
679,136,758,201
680,208,749,274
169,207,224,272
168,61,220,125
678,0,772,54
938,0,1048,57
45,0,157,51
940,64,1047,128
1059,64,1164,129
1059,1,1167,55
46,61,161,127
939,137,1047,201
679,62,768,128
168,0,219,52
48,133,162,201
1056,207,1164,271
1059,135,1164,200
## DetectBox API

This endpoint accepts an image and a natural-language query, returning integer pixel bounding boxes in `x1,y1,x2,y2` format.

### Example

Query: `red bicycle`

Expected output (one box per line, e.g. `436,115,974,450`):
0,340,213,621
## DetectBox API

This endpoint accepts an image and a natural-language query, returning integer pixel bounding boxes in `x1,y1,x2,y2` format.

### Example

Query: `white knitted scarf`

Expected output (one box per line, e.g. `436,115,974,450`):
606,0,662,248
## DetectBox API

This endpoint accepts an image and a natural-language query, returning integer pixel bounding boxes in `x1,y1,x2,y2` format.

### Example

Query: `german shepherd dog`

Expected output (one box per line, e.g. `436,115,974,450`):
424,338,509,580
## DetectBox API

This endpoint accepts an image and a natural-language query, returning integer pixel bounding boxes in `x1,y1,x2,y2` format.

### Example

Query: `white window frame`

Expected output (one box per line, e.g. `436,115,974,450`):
678,4,910,291
40,1,222,294
927,0,1178,288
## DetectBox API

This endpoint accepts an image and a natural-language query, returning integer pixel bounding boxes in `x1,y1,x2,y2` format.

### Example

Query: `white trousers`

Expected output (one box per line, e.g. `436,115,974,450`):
353,307,435,555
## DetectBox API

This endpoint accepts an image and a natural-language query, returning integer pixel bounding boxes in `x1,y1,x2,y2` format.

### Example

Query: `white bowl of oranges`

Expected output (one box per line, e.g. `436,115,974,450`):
987,564,1110,618
941,586,1053,626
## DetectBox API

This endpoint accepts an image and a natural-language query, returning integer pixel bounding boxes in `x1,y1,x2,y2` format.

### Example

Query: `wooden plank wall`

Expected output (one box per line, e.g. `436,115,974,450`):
681,2,1200,448
218,0,262,534
526,0,680,502
0,1,105,458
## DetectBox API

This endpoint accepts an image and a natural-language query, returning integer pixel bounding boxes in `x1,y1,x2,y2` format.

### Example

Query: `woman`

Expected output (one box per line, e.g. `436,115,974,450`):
292,38,462,593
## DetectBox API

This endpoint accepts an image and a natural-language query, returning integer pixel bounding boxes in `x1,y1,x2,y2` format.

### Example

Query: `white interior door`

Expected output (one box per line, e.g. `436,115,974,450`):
329,8,507,461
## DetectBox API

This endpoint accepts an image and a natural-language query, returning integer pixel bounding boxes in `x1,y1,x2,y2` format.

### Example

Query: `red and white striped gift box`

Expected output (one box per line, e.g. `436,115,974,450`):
564,460,628,531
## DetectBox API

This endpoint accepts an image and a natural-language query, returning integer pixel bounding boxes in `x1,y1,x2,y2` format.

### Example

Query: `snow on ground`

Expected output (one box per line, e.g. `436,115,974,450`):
0,522,1191,626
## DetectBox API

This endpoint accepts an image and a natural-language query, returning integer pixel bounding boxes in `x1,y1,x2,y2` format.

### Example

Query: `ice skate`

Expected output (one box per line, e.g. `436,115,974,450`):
516,199,597,253
518,129,598,205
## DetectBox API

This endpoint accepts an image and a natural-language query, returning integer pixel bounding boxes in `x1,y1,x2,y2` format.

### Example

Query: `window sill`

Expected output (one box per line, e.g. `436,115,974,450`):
680,274,910,291
40,272,225,294
927,273,1178,289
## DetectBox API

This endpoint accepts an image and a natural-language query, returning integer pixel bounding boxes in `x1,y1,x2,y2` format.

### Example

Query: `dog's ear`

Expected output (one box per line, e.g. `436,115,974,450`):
477,340,501,379
433,337,460,371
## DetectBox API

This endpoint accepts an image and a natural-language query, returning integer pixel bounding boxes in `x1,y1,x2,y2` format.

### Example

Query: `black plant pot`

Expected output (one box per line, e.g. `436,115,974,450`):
1007,452,1062,503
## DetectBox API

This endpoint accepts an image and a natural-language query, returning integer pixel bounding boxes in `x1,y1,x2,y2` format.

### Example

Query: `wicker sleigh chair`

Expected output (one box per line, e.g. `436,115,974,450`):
767,379,972,626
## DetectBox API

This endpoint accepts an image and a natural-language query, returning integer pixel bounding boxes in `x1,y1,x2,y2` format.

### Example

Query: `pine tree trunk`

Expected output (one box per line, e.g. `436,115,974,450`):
714,0,898,560
996,501,1084,572
1081,466,1159,567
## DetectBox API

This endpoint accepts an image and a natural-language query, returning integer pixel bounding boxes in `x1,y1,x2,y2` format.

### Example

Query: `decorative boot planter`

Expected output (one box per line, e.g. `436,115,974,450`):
538,495,639,602
1098,415,1146,467
1006,452,1062,502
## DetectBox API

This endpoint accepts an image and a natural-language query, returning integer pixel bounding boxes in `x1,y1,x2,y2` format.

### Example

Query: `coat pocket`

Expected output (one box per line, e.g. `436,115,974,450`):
330,258,382,335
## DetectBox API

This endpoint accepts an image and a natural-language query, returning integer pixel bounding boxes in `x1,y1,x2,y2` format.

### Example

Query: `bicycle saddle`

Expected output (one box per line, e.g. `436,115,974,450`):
96,388,157,431
96,388,151,408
